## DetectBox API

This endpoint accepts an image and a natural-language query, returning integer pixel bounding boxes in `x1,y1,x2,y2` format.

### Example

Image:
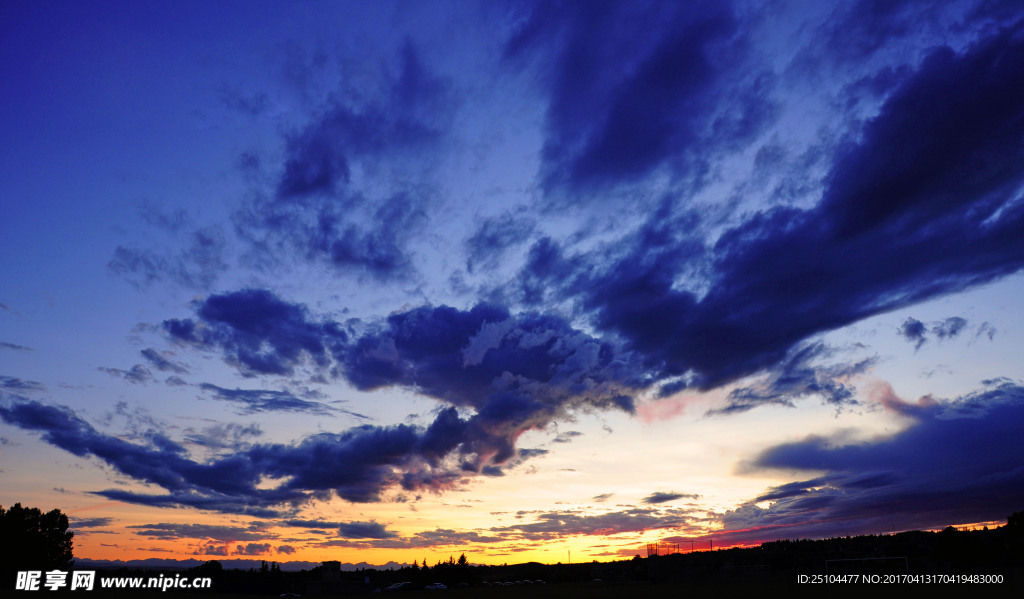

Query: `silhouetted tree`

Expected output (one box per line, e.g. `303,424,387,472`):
0,503,74,571
191,560,223,576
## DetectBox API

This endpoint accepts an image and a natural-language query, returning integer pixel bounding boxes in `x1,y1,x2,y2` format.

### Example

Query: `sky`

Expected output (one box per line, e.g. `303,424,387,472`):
2,0,1024,567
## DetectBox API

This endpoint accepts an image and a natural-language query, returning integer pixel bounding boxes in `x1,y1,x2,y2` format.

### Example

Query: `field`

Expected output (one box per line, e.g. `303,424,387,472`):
3,578,1022,599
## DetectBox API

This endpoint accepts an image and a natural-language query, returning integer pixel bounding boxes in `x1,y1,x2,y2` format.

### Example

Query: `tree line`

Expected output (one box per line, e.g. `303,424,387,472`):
0,503,74,586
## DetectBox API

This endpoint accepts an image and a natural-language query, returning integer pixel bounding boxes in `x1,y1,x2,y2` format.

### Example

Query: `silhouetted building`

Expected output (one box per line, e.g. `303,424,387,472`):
321,561,341,583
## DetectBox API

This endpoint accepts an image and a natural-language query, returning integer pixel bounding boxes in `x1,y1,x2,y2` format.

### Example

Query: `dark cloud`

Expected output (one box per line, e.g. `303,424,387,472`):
0,376,45,393
95,489,283,519
0,396,536,514
591,493,613,503
167,292,648,477
465,213,536,274
552,431,582,443
98,365,153,385
319,527,503,549
898,316,969,349
140,348,189,374
316,195,425,279
280,518,338,530
71,517,114,529
276,545,296,555
336,303,647,472
491,507,694,541
234,543,272,556
814,0,930,65
0,342,32,352
521,28,1024,394
194,544,229,556
275,41,447,199
517,448,548,460
163,289,342,377
0,400,298,516
337,521,396,540
409,528,503,546
834,64,914,119
976,321,997,341
2,286,656,516
816,33,1024,238
182,422,262,451
219,88,269,116
932,316,967,339
108,247,173,288
709,344,875,415
509,236,587,307
108,227,226,290
969,0,1024,29
239,188,429,282
128,523,267,542
641,491,700,505
198,383,348,417
899,317,928,349
139,203,191,233
509,1,774,198
279,518,394,539
233,41,449,282
716,381,1024,543
751,477,831,503
108,40,451,288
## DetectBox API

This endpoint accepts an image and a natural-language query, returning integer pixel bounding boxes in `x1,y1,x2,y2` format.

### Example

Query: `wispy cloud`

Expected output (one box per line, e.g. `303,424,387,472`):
198,383,353,417
642,491,700,505
72,517,115,529
129,523,269,543
98,365,153,385
0,376,46,393
140,348,189,374
491,507,697,541
899,316,969,349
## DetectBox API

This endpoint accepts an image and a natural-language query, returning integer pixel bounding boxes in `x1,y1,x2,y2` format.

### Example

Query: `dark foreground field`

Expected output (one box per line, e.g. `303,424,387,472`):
3,577,1023,599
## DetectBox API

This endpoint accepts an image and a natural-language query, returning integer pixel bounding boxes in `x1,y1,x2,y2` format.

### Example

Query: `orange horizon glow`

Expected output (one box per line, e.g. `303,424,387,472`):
69,514,1015,568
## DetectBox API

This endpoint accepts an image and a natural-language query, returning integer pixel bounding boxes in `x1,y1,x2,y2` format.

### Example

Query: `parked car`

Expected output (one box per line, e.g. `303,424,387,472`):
425,582,447,590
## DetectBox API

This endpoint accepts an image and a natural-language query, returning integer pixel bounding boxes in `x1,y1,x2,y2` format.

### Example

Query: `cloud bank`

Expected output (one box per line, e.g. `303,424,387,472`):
715,382,1024,543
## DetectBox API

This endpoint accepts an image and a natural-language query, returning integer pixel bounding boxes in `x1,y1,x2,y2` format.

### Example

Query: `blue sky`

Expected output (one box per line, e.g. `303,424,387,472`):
2,0,1024,564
